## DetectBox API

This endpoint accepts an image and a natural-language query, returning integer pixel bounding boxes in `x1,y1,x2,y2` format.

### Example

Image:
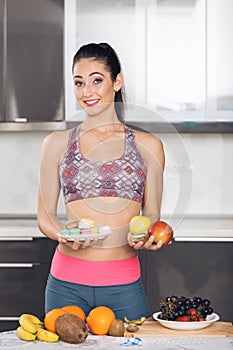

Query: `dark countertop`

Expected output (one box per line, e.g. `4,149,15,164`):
0,121,233,133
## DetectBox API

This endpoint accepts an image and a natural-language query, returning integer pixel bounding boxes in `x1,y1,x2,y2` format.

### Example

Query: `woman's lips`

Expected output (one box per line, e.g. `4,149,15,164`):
84,99,99,107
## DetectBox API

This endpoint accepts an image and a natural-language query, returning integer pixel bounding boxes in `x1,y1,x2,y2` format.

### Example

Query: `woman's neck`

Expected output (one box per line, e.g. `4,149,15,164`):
81,115,121,132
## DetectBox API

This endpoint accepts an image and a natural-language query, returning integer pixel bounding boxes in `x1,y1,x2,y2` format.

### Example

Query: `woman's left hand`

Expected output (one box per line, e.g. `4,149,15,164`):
128,233,164,251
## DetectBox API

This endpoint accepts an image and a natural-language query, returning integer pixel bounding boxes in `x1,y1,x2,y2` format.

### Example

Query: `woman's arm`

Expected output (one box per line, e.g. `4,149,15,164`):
129,131,165,251
141,133,165,222
37,131,93,250
37,132,65,240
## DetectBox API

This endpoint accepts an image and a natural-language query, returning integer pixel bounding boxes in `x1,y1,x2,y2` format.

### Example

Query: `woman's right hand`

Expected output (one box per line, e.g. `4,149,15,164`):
58,236,98,250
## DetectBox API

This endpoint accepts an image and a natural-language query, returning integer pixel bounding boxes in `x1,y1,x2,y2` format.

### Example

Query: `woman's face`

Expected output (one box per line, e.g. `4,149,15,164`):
73,58,122,116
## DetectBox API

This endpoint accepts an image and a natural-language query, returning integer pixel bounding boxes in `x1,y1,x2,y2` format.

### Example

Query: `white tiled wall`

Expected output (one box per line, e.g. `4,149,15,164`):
161,133,233,217
0,131,232,217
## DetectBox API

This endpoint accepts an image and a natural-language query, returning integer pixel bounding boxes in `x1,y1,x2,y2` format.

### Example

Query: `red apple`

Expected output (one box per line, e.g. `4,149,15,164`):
148,220,173,246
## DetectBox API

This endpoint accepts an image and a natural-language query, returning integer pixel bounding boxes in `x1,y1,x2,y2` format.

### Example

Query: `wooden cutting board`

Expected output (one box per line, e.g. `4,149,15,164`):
124,320,233,338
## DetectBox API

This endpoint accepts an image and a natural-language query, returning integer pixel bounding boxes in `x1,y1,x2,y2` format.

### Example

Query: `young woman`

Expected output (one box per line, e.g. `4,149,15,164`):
37,42,166,320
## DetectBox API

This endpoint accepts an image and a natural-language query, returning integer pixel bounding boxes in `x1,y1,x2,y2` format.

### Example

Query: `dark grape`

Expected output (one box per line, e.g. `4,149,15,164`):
178,309,186,316
202,299,211,307
207,307,213,315
192,301,198,309
158,295,214,322
185,299,192,306
169,313,177,321
175,298,186,307
202,307,209,316
193,297,202,306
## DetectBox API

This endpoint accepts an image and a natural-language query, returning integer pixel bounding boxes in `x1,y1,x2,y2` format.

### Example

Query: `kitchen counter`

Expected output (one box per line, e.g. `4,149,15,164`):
0,217,43,239
126,320,233,337
1,121,233,133
0,321,233,349
170,215,233,242
0,215,232,241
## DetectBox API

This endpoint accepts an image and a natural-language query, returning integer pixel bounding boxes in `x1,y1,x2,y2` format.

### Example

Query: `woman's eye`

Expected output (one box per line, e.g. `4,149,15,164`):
74,81,84,87
93,78,103,84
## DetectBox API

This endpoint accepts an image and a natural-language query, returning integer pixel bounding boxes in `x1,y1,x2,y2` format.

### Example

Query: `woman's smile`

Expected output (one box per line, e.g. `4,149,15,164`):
84,99,100,107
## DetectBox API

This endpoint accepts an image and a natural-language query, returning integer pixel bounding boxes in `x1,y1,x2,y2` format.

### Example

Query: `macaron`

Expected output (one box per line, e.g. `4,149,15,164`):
69,228,80,235
79,218,95,229
80,228,92,234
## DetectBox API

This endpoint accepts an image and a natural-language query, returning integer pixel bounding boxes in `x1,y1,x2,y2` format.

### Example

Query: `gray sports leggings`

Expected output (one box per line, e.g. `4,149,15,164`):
45,274,151,320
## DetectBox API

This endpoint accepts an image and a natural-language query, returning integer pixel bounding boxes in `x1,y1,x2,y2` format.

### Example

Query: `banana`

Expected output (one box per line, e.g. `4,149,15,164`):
22,314,43,326
124,316,146,325
16,326,36,341
36,328,59,342
19,314,37,334
35,324,44,330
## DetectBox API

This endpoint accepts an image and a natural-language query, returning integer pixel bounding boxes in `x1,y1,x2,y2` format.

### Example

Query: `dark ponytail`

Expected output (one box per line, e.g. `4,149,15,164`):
72,43,125,122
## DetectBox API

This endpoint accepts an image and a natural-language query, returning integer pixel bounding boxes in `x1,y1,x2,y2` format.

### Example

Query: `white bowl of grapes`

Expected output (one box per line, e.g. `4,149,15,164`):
153,295,219,330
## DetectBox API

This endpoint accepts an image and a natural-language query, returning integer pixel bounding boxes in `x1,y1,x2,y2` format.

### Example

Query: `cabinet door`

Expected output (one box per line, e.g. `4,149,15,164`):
0,264,50,332
0,238,57,332
6,0,64,122
0,238,57,263
0,264,50,317
0,0,3,120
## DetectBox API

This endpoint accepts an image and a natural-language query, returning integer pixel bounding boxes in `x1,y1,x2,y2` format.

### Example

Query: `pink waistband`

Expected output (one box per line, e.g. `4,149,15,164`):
50,248,141,286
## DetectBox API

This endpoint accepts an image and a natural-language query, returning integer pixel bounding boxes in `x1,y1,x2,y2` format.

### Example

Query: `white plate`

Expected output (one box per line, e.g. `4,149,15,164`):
58,227,112,241
153,312,219,330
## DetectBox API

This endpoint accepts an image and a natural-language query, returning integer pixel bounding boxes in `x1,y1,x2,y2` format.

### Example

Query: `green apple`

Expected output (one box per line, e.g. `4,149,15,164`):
129,216,151,243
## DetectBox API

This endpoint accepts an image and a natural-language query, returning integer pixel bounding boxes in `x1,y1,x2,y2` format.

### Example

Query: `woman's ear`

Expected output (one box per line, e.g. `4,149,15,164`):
113,73,123,92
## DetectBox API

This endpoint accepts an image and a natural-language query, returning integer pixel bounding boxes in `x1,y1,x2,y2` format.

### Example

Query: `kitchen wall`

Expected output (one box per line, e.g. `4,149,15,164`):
0,131,232,220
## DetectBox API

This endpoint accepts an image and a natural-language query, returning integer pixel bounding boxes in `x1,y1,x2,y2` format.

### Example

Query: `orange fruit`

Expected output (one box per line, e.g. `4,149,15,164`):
44,308,66,333
61,305,86,321
86,306,115,335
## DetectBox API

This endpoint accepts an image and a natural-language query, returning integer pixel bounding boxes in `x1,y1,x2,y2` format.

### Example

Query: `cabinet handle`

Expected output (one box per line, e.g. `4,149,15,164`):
0,237,34,241
0,263,34,268
0,317,19,321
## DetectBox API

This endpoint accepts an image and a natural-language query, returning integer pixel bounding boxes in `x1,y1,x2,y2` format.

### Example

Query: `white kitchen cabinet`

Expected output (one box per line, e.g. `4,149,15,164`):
65,0,233,123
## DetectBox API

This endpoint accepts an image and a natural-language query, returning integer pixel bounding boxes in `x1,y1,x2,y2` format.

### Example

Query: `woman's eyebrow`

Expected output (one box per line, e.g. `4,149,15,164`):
89,72,105,77
73,72,105,79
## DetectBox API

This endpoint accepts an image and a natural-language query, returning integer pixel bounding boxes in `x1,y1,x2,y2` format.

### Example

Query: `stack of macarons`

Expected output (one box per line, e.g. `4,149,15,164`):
60,218,111,238
78,218,97,234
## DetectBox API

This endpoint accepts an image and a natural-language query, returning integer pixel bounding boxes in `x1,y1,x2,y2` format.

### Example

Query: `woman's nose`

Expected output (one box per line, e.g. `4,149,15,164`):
83,83,93,97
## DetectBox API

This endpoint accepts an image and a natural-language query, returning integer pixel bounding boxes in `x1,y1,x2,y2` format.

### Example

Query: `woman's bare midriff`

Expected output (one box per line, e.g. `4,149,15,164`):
58,197,141,261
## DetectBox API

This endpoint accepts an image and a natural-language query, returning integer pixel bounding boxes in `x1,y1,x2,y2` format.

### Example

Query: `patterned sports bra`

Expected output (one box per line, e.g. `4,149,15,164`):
59,125,147,204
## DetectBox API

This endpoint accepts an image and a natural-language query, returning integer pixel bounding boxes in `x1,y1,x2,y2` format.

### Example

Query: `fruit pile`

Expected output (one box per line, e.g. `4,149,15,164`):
159,296,214,322
130,216,173,246
16,314,59,342
16,305,128,343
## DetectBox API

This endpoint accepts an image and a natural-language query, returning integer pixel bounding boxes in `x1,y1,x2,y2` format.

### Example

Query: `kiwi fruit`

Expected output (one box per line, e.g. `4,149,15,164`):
108,319,125,337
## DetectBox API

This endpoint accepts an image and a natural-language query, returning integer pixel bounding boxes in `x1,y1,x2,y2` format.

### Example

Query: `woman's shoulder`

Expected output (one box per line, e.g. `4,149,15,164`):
43,129,72,148
133,128,163,151
40,129,73,160
133,128,164,168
